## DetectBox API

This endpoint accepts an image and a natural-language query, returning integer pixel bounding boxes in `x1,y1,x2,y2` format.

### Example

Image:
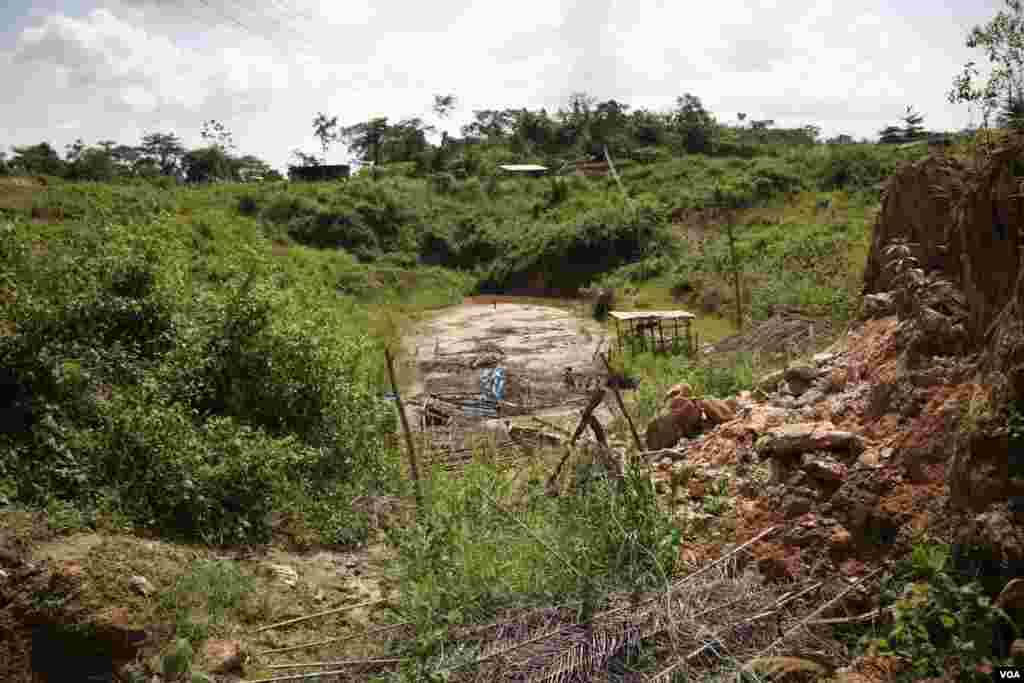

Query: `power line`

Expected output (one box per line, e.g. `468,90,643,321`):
193,0,319,52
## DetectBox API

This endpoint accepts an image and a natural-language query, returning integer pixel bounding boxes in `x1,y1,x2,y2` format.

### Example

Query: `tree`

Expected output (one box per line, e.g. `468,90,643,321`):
312,112,339,158
432,93,457,148
380,117,435,163
139,132,186,176
342,117,389,179
200,119,235,152
181,146,235,183
877,125,904,144
64,138,86,163
291,149,321,167
432,93,457,120
10,142,65,176
674,94,716,154
901,106,927,141
234,155,274,182
949,0,1024,128
66,145,118,181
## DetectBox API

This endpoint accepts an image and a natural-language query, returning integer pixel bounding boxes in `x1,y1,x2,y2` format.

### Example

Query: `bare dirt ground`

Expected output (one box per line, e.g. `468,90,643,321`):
402,300,615,421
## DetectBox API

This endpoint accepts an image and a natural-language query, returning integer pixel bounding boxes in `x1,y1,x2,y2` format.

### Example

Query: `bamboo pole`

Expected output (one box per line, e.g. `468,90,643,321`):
384,347,424,514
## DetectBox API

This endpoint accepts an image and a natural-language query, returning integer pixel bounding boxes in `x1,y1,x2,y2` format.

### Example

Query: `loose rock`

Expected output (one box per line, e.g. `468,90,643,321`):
756,423,866,459
200,639,246,675
128,575,156,597
701,398,736,425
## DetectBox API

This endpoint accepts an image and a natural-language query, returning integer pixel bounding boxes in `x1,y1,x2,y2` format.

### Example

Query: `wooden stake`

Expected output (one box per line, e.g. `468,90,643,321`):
253,598,390,634
570,388,606,446
725,211,744,332
384,347,424,514
599,353,644,455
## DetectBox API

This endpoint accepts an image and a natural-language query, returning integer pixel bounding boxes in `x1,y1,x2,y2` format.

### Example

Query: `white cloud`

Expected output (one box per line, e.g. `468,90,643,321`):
0,0,1005,171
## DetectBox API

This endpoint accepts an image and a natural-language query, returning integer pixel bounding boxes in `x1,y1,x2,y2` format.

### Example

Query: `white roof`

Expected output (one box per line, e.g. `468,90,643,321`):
498,164,548,172
609,310,696,321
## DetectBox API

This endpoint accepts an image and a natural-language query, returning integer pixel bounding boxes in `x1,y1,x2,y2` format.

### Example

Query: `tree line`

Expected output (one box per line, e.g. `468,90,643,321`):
0,120,280,183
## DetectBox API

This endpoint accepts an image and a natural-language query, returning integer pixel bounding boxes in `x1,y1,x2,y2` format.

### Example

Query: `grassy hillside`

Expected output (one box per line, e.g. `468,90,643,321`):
0,140,932,549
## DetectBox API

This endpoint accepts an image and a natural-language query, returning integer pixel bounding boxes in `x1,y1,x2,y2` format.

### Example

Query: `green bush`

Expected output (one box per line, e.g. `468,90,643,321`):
853,544,1020,681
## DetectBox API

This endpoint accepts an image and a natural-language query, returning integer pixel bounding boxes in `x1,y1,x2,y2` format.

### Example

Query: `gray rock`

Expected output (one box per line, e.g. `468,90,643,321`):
129,575,156,597
796,388,826,408
861,292,896,319
813,351,838,365
780,491,815,518
801,453,848,483
800,406,818,420
756,423,866,459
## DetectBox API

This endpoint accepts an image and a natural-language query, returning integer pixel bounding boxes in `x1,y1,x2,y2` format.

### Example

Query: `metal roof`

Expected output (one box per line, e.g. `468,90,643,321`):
609,310,696,321
498,164,548,172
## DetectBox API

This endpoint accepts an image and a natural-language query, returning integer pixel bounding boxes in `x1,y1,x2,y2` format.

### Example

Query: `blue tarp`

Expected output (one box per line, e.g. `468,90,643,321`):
479,367,506,403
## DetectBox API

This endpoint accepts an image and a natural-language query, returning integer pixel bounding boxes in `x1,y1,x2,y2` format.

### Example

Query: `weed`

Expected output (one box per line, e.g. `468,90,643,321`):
160,560,253,645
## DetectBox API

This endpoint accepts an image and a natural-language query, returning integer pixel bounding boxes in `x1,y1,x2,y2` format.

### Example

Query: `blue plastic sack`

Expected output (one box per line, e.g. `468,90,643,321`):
479,367,506,403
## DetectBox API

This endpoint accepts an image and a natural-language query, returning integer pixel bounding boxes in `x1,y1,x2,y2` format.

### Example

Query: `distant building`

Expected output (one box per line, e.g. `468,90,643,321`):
498,164,548,177
572,159,610,177
288,164,351,182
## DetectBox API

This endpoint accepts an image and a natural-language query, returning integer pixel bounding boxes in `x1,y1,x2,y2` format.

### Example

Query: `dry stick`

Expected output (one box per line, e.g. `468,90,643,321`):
593,524,781,626
464,553,804,676
806,608,884,626
546,388,607,493
252,598,389,635
749,566,884,661
570,388,606,446
255,622,410,657
598,353,644,455
242,667,394,683
531,415,573,436
266,657,407,670
384,346,424,513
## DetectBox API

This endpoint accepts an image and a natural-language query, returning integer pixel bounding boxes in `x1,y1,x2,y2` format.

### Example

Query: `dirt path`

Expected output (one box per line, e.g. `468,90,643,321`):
401,300,614,420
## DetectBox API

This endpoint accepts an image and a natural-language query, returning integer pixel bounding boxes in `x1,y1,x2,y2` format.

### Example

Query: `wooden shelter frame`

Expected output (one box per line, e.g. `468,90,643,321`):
609,310,696,357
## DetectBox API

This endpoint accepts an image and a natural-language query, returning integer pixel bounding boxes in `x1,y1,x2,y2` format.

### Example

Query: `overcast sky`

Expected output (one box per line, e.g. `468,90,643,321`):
0,0,1007,173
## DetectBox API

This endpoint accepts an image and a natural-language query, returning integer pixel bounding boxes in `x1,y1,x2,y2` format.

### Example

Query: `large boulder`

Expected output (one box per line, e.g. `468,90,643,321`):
756,422,866,459
646,398,703,449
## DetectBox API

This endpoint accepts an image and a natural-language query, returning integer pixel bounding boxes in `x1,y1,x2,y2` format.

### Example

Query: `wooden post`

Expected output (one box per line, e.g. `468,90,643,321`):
384,347,424,513
726,213,743,332
600,353,644,456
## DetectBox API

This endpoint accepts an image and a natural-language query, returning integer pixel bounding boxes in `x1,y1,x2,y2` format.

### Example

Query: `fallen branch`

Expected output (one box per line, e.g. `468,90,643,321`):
748,566,884,661
265,657,407,670
806,608,884,626
254,622,409,657
253,599,390,634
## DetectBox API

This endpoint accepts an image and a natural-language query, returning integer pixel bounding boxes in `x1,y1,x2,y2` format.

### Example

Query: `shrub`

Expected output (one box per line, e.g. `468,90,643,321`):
856,544,1020,681
237,194,259,216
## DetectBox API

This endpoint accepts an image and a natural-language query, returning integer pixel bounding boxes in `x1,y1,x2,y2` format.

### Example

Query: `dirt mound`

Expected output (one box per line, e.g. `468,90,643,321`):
710,306,834,356
864,135,1024,348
